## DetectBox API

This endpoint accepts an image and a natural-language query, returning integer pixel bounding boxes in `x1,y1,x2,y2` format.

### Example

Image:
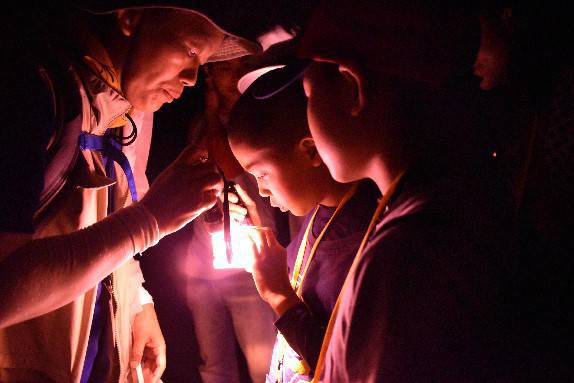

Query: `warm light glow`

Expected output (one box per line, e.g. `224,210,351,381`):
211,221,261,271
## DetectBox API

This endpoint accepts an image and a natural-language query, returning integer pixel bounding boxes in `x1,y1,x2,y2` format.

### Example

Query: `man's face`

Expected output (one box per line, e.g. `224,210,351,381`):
230,141,319,216
121,10,225,112
303,62,366,183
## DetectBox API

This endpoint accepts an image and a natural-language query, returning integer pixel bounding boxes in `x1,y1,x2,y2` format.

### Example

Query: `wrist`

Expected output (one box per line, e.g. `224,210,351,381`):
267,289,302,316
139,199,168,235
111,203,161,253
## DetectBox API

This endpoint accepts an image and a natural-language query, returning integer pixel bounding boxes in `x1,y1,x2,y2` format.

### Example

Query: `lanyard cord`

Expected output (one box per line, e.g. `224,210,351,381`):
311,171,406,383
112,114,138,146
78,128,139,204
291,182,359,294
275,182,359,382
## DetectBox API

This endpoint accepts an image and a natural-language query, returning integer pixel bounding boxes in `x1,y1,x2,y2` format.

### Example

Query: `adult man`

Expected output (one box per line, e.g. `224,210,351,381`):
282,0,515,381
0,3,260,382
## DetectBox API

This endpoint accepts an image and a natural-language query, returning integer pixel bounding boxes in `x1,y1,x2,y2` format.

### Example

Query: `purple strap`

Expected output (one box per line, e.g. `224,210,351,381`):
78,131,138,202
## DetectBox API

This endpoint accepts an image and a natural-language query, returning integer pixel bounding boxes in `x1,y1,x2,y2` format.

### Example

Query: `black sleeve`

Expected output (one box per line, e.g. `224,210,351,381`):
274,301,326,371
275,215,326,371
0,59,55,233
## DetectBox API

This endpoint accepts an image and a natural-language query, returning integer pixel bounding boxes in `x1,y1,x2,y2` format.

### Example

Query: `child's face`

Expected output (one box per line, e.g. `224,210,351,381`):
230,142,319,216
303,62,368,183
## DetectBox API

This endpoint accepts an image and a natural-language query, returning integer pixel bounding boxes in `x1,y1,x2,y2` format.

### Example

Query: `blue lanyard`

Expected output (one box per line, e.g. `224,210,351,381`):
78,129,138,205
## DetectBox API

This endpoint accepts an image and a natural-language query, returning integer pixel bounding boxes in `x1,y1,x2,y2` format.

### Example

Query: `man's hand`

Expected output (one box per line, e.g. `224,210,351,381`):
131,304,166,383
247,228,301,316
141,146,224,235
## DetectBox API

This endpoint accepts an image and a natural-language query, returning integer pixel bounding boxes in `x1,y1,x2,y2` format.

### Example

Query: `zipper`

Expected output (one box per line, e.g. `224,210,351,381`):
104,274,122,382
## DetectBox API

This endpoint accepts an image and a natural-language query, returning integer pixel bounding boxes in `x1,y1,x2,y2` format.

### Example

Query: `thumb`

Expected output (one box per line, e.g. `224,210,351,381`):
234,184,255,207
265,228,280,248
130,337,146,368
235,184,263,226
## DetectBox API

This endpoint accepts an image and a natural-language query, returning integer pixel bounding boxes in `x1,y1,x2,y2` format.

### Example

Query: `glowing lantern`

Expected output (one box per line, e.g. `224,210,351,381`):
211,220,260,270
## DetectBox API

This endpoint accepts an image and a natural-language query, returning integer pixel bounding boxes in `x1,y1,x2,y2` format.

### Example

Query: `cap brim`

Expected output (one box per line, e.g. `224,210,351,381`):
208,35,262,63
237,65,285,94
240,59,310,100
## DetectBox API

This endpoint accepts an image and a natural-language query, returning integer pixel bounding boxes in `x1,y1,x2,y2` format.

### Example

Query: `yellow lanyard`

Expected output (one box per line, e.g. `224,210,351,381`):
291,182,359,294
276,182,359,383
311,171,406,383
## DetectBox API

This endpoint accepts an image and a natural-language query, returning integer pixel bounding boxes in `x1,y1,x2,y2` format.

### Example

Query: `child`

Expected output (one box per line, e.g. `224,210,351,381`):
289,1,517,381
227,66,379,383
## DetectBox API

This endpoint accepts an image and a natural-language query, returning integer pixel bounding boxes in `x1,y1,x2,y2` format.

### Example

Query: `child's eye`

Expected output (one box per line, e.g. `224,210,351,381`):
256,174,267,181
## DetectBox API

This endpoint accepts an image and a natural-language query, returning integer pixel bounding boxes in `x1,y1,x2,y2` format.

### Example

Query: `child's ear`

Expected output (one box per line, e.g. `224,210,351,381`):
298,137,323,167
116,9,144,37
338,64,365,117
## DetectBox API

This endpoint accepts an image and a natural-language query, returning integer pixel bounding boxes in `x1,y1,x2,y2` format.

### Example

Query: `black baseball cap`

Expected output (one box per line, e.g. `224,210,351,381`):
238,59,310,99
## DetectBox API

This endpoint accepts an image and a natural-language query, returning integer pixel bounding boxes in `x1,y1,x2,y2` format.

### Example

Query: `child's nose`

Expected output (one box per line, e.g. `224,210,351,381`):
257,185,270,198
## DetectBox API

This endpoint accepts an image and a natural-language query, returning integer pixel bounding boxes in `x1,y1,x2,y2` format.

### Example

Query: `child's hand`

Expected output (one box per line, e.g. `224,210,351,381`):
223,183,262,226
247,227,301,316
223,189,248,224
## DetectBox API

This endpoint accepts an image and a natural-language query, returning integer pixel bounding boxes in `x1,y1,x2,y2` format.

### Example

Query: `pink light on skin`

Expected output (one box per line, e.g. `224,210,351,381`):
211,220,262,270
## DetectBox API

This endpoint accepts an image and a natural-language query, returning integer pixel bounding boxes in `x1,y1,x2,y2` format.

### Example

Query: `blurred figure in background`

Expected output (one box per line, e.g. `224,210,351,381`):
184,58,277,383
475,1,574,380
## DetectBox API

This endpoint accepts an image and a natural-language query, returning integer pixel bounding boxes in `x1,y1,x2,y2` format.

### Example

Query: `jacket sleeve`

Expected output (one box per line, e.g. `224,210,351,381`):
274,301,327,371
272,223,326,371
0,202,160,329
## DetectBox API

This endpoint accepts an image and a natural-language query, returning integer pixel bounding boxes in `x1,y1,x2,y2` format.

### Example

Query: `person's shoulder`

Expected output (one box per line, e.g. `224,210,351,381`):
330,179,380,235
364,169,506,268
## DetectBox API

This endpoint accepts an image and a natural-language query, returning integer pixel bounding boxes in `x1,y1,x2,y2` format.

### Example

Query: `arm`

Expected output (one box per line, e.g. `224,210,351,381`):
0,203,158,329
0,146,223,329
274,301,328,370
248,228,326,369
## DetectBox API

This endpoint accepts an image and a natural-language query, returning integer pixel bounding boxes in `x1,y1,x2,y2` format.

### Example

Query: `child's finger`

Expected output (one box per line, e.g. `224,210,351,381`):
221,191,239,204
228,192,239,204
234,184,255,207
265,228,281,248
245,227,264,256
260,227,276,249
228,203,247,217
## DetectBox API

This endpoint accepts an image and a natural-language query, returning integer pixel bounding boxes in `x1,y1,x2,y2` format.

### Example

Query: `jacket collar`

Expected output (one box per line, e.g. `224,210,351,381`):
70,18,133,135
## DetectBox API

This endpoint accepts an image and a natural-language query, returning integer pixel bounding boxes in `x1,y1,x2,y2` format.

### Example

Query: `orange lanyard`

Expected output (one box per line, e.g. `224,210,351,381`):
311,171,406,383
276,182,359,383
